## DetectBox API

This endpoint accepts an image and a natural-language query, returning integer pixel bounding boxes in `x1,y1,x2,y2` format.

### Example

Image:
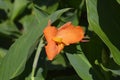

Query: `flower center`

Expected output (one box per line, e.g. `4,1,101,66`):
53,37,63,43
53,37,70,46
53,37,64,52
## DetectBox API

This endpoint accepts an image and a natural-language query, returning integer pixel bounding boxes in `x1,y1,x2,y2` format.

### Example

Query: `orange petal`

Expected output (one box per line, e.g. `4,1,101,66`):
45,41,58,60
56,22,84,45
57,43,64,53
58,22,72,30
44,21,64,60
43,21,58,43
43,21,59,60
45,42,64,60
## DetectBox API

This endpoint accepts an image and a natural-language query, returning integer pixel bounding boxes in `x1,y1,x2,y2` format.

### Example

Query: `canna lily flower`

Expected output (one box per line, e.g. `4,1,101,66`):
43,20,84,60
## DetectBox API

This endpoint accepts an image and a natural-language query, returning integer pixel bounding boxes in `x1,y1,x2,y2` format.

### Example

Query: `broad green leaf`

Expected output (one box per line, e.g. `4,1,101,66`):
0,48,7,63
0,49,6,58
46,54,68,70
11,0,29,20
49,8,71,23
49,75,80,80
116,0,120,4
33,0,59,14
35,68,45,80
86,0,120,65
0,20,20,37
20,15,36,33
46,2,59,14
34,77,44,80
25,68,45,80
65,45,93,80
0,8,71,80
0,0,7,10
25,77,45,80
61,11,79,25
68,0,83,8
101,64,120,76
25,63,45,80
0,9,48,80
0,0,12,13
81,33,110,80
109,70,120,76
20,8,48,33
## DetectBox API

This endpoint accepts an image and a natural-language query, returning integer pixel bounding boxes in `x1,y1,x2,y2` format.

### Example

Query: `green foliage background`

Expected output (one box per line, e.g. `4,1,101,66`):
0,0,120,80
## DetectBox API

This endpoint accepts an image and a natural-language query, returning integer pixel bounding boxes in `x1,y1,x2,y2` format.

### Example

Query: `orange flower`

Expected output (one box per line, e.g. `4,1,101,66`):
43,20,84,60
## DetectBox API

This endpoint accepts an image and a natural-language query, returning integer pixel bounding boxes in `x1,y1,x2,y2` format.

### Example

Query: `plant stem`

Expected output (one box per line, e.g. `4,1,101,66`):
31,37,44,80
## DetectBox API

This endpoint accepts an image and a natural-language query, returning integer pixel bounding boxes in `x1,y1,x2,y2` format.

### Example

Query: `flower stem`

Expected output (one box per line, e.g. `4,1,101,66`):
31,37,44,80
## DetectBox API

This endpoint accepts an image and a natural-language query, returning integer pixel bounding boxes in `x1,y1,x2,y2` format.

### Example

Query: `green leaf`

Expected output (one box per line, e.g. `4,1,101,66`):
81,33,110,80
116,0,120,4
20,15,36,33
0,0,7,10
46,53,68,70
49,8,71,23
33,0,59,14
11,0,29,20
65,45,93,80
35,68,45,80
19,8,48,33
25,68,45,80
0,0,12,13
0,9,48,80
101,64,120,76
0,20,20,37
61,11,79,25
46,2,59,14
50,75,80,80
25,77,45,80
86,0,120,65
0,8,70,80
0,48,7,63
